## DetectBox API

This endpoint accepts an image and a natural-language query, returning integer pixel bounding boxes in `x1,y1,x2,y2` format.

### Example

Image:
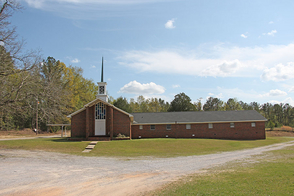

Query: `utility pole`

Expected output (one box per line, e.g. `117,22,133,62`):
36,99,38,135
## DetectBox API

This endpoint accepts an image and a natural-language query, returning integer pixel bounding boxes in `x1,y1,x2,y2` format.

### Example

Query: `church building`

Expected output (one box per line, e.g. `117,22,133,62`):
67,59,267,141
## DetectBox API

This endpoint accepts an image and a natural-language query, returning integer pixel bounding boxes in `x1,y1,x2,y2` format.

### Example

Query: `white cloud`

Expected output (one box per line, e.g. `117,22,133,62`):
240,34,247,38
119,43,294,78
261,62,294,81
91,65,96,68
289,86,294,92
172,84,180,88
24,0,168,19
269,89,287,96
269,21,274,24
71,58,80,63
201,60,242,77
267,30,277,36
269,97,294,106
206,93,223,100
259,89,287,97
165,19,176,29
25,0,163,8
119,80,165,94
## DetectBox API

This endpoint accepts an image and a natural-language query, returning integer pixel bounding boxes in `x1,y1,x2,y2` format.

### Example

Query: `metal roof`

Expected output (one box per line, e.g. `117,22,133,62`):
131,110,267,124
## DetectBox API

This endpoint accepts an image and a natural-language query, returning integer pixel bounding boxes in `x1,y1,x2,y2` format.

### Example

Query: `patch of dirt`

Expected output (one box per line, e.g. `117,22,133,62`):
0,129,70,138
266,130,294,137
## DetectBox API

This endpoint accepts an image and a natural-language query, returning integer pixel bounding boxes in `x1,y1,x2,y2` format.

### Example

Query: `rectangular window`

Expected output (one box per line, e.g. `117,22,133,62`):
186,124,191,129
208,123,213,129
150,125,155,130
230,122,235,128
251,122,256,127
166,124,171,130
139,125,143,130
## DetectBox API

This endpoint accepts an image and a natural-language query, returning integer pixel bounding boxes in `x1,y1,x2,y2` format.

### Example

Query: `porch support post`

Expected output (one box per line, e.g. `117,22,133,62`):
86,106,90,140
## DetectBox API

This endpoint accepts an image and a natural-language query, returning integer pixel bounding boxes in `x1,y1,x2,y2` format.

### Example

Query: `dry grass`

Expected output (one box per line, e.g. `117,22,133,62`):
0,129,69,138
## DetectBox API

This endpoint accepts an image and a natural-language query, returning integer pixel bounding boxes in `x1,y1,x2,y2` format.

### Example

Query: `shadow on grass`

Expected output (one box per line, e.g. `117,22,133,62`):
51,138,84,142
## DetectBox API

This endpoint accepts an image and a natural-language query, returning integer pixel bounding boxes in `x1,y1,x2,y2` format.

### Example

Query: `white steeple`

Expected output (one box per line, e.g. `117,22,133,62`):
96,57,108,102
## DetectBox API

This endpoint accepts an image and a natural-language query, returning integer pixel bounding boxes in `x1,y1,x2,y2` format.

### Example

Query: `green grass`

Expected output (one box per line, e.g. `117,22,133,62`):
150,146,294,196
0,138,88,155
0,137,293,157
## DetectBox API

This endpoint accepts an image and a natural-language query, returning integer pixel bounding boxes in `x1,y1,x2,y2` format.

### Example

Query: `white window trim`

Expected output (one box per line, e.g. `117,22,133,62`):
251,122,256,127
230,122,235,128
186,124,191,129
139,125,143,130
166,124,171,130
208,123,213,129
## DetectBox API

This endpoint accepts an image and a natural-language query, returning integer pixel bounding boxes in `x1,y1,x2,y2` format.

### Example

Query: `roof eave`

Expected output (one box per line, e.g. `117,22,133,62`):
132,119,267,125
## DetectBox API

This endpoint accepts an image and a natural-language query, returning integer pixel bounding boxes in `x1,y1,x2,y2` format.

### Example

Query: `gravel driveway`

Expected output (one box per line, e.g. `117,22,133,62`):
1,140,294,196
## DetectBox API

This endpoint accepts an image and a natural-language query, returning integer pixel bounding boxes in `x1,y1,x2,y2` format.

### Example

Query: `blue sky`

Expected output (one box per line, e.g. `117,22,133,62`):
11,0,294,105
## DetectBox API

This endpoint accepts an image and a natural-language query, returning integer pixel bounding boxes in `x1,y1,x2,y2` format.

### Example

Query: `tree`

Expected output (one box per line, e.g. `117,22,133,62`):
168,92,195,112
113,97,132,113
0,0,41,130
203,97,224,111
225,98,242,111
194,98,203,111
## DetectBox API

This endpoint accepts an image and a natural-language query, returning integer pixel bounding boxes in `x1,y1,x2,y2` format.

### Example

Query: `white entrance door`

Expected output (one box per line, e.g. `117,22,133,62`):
95,119,105,135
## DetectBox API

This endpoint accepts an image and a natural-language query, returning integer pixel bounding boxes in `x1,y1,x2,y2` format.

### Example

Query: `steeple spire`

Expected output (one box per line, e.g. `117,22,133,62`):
101,57,104,82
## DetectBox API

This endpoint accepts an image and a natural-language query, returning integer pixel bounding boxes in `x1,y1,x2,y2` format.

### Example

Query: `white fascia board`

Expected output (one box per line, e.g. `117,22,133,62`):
67,98,133,119
132,119,267,125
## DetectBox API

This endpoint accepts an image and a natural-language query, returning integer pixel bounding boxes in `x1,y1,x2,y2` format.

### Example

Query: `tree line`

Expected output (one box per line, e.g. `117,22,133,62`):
113,93,294,129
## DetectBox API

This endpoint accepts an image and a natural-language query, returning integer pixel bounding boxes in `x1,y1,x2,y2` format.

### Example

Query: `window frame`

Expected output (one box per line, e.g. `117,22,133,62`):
251,122,256,127
150,125,155,130
208,123,213,129
186,124,191,129
139,125,143,130
230,122,235,128
166,124,171,130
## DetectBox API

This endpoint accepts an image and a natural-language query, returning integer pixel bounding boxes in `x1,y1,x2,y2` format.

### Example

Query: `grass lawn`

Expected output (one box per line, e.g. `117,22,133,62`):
0,137,293,157
150,145,294,196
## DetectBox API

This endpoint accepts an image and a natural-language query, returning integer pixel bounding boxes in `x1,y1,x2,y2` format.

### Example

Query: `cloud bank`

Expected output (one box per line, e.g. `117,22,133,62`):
119,43,294,78
261,62,294,81
119,81,165,95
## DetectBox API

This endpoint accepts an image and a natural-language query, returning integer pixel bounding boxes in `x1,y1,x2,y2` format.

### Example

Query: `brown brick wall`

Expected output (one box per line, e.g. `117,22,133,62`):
113,109,131,137
71,110,86,137
131,121,266,140
88,105,95,137
106,106,113,137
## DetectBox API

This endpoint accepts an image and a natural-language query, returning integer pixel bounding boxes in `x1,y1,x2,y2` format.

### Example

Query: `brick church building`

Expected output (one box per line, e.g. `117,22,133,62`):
68,60,267,140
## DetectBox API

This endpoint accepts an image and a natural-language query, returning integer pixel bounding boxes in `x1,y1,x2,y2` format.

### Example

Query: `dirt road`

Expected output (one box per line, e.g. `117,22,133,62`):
1,140,294,196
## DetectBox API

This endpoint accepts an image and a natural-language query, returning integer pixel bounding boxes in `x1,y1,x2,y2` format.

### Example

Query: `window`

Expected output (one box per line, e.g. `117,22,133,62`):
230,123,235,128
186,124,191,129
150,125,155,130
166,124,171,130
95,102,106,120
208,123,213,129
251,122,256,127
99,86,105,94
139,125,143,130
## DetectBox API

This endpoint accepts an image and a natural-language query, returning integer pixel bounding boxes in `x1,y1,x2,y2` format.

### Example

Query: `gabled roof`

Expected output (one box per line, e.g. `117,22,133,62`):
67,98,133,119
131,110,267,124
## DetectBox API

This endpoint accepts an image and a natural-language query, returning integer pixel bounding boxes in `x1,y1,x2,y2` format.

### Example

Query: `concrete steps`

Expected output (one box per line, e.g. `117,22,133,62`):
82,141,98,153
